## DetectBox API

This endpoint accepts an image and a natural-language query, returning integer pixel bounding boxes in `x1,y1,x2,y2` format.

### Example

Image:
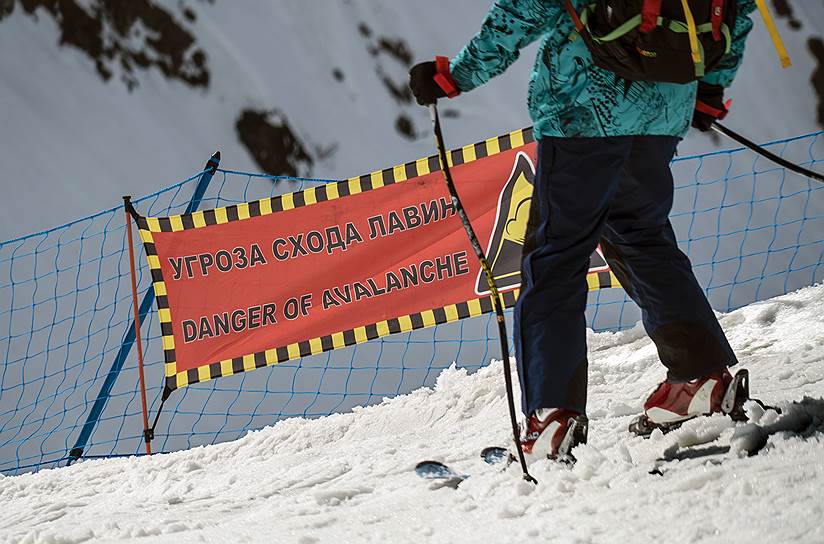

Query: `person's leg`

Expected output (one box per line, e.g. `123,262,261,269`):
601,136,737,381
514,136,633,417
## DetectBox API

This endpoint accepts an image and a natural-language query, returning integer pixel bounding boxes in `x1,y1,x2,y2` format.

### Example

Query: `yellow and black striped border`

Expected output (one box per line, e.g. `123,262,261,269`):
134,125,619,393
137,127,535,234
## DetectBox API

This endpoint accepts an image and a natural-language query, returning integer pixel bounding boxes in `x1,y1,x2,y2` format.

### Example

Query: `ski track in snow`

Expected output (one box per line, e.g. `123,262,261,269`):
2,285,823,544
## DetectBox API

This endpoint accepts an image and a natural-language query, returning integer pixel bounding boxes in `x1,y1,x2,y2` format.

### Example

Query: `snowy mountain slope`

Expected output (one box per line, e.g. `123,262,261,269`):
2,284,822,544
0,0,529,240
1,0,823,240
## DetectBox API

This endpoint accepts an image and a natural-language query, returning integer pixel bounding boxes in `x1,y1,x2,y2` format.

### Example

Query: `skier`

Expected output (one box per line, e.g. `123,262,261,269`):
410,0,759,462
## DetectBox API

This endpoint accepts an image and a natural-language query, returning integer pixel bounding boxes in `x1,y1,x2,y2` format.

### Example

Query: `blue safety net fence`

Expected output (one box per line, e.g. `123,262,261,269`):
1,132,822,475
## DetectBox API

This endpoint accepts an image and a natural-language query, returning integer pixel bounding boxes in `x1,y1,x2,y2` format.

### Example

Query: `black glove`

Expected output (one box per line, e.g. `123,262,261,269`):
409,56,460,106
692,83,728,132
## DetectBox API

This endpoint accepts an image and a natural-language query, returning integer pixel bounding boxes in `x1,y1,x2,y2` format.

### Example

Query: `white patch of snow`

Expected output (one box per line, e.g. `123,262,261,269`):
1,284,823,543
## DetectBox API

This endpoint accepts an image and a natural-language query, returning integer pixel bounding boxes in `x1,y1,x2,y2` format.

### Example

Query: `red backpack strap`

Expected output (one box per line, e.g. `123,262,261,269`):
710,0,724,41
564,0,584,32
639,0,662,33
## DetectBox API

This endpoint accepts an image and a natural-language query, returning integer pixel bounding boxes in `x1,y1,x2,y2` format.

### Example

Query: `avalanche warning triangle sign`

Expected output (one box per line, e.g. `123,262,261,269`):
476,151,611,294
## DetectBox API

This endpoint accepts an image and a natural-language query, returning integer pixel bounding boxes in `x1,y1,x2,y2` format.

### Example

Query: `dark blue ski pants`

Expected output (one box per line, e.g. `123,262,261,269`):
514,136,738,416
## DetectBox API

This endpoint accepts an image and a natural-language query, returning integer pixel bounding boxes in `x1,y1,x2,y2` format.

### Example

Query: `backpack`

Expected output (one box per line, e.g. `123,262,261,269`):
563,0,790,84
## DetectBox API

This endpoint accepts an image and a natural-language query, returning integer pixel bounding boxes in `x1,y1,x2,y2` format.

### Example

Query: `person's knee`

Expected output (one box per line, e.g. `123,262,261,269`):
603,218,669,244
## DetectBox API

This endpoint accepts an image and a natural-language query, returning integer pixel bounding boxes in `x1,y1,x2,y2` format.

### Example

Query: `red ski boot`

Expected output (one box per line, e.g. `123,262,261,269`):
520,408,588,463
629,368,754,437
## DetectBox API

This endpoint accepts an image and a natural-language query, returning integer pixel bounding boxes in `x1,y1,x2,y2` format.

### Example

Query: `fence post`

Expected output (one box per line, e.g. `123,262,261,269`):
67,151,221,463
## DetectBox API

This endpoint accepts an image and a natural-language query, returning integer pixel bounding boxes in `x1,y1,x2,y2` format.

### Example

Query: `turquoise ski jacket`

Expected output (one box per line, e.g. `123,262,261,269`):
450,0,756,138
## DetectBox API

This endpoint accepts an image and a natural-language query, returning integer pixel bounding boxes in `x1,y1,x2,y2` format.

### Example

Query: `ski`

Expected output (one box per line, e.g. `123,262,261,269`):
481,446,514,466
649,399,811,475
648,424,769,475
649,442,731,475
414,460,467,488
414,448,513,488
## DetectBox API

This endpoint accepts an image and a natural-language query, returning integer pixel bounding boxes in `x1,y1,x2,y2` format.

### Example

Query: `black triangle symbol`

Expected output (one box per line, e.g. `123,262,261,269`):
476,153,612,295
589,246,608,270
477,153,535,293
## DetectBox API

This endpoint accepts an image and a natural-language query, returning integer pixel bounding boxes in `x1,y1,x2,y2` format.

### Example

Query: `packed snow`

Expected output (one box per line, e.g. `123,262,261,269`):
1,284,822,544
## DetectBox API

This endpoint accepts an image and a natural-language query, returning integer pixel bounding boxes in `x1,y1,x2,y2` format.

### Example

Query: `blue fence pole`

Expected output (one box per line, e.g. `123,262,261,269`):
67,152,221,463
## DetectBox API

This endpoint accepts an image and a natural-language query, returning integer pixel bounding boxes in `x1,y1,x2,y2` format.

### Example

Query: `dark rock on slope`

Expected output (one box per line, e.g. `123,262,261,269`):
3,0,209,90
235,109,313,177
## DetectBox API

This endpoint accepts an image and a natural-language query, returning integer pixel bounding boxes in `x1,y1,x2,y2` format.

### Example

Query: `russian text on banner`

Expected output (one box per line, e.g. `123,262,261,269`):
133,127,620,394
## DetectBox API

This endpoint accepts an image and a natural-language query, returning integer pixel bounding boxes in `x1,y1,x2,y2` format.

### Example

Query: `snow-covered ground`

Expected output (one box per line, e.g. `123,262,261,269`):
2,284,823,544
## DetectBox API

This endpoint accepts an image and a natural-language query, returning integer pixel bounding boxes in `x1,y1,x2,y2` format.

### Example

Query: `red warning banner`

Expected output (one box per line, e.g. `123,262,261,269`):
134,127,618,392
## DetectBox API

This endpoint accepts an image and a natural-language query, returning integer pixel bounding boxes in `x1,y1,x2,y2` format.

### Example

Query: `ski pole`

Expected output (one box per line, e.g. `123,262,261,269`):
428,103,537,484
711,122,824,184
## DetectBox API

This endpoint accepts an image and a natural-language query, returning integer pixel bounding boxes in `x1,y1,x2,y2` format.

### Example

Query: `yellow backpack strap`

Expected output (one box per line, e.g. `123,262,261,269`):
754,0,792,68
680,0,703,76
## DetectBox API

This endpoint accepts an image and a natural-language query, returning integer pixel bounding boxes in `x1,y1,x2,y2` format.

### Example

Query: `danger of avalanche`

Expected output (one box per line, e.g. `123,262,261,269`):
321,251,470,310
